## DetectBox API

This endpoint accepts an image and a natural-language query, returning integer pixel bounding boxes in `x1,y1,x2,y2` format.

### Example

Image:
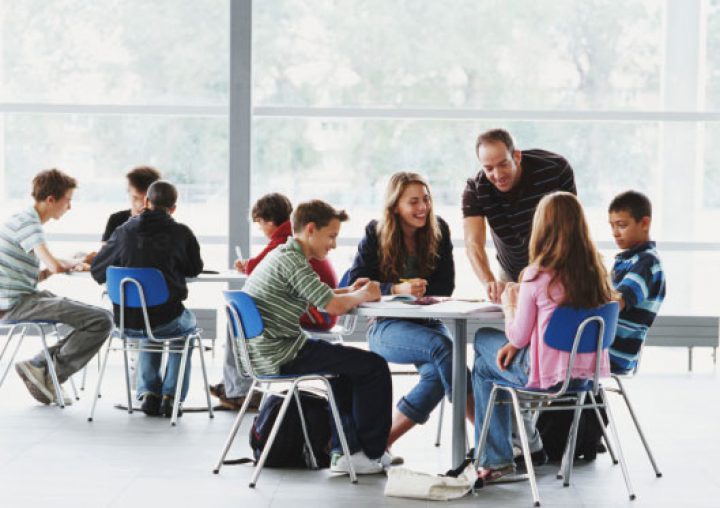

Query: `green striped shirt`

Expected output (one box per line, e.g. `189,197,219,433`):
0,207,44,310
243,237,334,375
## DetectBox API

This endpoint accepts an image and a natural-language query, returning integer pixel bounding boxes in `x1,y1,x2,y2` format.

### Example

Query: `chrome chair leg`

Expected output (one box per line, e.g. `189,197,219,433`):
601,386,636,500
561,392,586,487
294,387,319,469
213,379,258,474
0,326,24,388
322,378,357,484
171,336,192,426
88,339,114,421
122,339,133,414
196,335,214,419
39,325,64,408
613,376,661,477
250,381,299,487
435,397,445,447
68,376,80,401
587,390,617,464
510,390,540,507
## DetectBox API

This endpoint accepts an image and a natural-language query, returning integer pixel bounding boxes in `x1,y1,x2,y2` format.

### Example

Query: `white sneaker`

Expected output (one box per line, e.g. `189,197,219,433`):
380,450,404,468
330,451,384,475
15,361,53,404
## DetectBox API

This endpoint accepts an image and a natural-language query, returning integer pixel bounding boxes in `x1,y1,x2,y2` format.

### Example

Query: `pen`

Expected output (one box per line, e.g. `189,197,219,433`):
235,245,243,260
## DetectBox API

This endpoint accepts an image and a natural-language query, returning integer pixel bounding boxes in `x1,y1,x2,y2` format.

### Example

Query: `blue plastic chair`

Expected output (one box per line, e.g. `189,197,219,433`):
88,267,213,425
474,302,634,506
0,319,79,407
212,290,357,487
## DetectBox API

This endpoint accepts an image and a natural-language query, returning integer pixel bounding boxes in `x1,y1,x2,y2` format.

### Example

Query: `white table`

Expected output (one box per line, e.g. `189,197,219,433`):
354,301,503,466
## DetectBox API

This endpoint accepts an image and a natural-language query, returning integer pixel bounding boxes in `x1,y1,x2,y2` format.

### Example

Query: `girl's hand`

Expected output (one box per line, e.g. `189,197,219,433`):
393,278,427,298
496,343,519,371
234,258,248,273
500,283,519,308
351,277,370,290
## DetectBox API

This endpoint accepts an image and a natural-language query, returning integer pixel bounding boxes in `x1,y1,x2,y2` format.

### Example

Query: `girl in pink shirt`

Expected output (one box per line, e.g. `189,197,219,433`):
472,192,615,482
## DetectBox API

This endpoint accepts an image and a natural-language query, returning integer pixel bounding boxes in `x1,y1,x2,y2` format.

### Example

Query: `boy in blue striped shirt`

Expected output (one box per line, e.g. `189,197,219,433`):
608,190,666,374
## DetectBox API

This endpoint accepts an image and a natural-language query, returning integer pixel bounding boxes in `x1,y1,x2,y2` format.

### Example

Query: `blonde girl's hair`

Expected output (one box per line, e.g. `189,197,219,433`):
377,172,441,281
525,191,615,308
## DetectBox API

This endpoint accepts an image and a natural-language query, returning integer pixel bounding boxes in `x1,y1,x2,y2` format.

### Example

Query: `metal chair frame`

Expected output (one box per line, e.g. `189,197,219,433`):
88,269,213,426
213,291,357,488
1,321,79,407
475,303,635,507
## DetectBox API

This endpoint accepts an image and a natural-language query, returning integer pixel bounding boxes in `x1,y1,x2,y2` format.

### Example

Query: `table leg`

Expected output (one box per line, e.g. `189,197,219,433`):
452,319,468,467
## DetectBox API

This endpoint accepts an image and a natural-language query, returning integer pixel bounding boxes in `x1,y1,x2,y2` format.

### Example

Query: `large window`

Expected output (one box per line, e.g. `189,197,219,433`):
2,0,718,314
252,0,718,314
0,0,229,266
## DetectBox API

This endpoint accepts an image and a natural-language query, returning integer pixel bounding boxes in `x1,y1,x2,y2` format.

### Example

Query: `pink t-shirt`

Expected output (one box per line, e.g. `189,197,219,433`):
505,265,610,389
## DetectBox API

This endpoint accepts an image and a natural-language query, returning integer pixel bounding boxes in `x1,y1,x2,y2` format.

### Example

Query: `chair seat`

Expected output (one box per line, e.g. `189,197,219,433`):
0,319,60,325
256,372,336,381
494,378,593,394
112,328,201,342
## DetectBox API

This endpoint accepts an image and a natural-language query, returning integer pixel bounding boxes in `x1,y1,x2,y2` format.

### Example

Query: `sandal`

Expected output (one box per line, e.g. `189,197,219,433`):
475,465,524,488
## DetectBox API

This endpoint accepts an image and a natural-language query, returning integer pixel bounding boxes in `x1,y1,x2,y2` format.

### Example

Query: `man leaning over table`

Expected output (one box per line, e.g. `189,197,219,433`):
462,128,577,468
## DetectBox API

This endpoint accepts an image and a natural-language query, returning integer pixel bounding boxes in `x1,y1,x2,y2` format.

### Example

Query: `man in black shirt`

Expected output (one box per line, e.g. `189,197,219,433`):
91,180,203,417
462,129,576,303
102,166,161,243
463,128,577,469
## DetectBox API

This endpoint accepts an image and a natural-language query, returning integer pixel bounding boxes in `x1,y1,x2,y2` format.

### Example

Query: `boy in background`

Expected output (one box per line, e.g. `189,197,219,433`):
608,190,666,374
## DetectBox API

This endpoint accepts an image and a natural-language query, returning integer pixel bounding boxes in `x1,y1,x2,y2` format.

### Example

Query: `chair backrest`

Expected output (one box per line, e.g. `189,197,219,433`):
106,266,170,337
223,290,265,379
106,267,169,308
543,301,619,395
338,269,351,289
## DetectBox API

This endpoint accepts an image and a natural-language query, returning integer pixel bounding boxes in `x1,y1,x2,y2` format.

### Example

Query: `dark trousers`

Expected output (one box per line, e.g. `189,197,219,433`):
280,339,392,459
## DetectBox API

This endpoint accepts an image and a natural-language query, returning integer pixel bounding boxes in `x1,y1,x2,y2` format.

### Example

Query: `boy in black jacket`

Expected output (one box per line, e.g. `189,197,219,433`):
91,180,203,416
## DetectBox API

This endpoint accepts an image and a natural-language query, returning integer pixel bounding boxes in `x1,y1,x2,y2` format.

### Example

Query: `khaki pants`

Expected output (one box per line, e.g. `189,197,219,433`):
5,290,113,383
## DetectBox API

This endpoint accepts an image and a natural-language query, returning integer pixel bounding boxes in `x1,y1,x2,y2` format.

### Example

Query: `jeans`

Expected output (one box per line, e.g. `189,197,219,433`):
280,339,392,460
368,318,471,425
4,290,113,383
472,327,534,469
125,309,197,402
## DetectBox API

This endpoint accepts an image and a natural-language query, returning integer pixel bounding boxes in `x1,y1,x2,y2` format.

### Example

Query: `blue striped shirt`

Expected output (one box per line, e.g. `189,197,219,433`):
0,207,45,310
610,241,666,373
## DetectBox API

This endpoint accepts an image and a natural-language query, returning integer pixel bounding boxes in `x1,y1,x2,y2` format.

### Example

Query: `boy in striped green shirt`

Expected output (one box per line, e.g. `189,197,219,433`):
243,200,392,474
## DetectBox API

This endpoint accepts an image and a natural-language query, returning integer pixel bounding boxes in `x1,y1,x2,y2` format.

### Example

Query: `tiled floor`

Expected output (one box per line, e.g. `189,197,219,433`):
1,342,718,507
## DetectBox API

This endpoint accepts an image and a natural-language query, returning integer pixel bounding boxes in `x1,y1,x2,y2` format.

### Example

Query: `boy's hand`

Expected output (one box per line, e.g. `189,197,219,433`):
234,258,248,273
350,277,370,290
496,343,519,371
362,281,381,302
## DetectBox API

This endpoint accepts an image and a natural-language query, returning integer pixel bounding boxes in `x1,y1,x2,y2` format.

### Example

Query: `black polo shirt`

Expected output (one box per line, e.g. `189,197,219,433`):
462,149,577,281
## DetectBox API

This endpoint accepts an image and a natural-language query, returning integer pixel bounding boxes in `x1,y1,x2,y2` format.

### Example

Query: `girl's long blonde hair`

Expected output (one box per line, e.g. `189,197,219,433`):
377,172,441,281
525,192,614,308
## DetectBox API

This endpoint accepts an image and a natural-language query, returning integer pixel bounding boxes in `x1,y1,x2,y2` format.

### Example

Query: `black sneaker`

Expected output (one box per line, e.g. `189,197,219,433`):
515,449,549,470
140,393,161,416
160,395,182,418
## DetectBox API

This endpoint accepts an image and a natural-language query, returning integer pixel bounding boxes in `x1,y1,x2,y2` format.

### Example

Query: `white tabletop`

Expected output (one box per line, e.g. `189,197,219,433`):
354,300,503,320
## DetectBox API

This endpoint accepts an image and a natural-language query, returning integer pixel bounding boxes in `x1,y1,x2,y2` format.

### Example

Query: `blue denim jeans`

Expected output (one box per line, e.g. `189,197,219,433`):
368,318,471,424
125,309,196,402
472,327,531,469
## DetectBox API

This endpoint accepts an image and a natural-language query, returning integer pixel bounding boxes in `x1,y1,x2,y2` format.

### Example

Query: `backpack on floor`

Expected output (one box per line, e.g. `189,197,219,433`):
249,389,332,469
536,391,608,462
